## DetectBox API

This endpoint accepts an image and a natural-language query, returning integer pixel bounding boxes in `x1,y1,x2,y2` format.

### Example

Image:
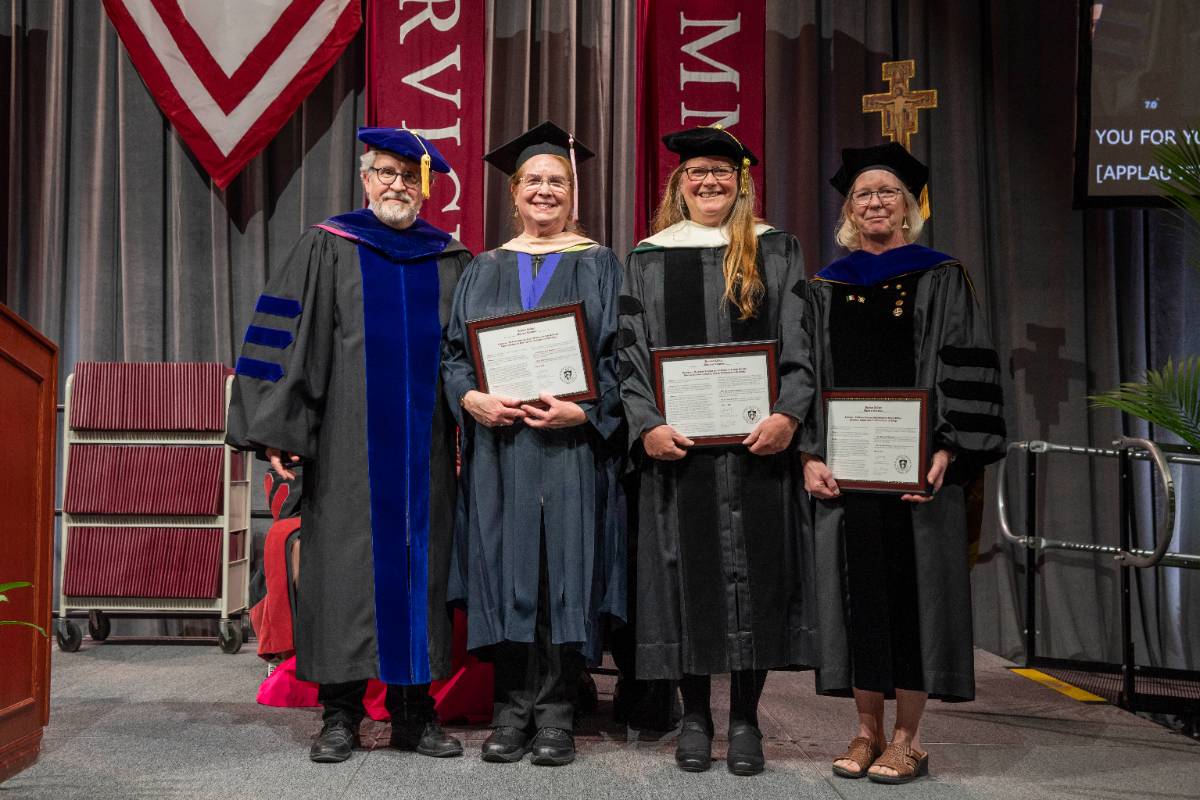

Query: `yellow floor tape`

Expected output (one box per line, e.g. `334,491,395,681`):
1010,668,1109,703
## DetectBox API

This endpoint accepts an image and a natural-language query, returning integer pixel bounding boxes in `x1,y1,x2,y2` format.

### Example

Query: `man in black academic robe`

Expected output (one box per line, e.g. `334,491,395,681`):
227,128,472,763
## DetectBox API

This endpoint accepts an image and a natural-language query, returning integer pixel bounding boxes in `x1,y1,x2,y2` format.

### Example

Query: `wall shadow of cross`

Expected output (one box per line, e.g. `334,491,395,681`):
1009,323,1091,440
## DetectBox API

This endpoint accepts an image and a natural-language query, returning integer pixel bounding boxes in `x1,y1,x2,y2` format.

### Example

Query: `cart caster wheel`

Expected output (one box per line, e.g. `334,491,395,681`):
57,620,83,652
218,621,243,654
88,610,111,641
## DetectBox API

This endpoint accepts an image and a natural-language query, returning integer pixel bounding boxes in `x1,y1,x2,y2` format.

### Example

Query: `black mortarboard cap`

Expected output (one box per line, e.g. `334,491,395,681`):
483,121,595,176
661,125,758,165
830,141,928,197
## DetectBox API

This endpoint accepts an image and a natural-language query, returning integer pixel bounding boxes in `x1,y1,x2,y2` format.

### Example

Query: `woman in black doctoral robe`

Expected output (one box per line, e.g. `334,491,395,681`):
618,126,818,777
441,122,625,768
803,143,1006,785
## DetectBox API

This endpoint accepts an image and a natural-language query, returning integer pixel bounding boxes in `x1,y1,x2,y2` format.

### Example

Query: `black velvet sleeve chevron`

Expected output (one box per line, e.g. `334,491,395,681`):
930,267,1007,467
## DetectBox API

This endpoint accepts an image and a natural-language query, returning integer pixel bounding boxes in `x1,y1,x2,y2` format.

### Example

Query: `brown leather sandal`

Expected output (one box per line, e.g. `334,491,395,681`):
831,736,883,779
867,741,929,784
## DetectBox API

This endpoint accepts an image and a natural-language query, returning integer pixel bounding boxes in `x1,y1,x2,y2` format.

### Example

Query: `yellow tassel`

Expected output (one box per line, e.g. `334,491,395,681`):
420,153,431,199
919,185,931,219
739,156,750,197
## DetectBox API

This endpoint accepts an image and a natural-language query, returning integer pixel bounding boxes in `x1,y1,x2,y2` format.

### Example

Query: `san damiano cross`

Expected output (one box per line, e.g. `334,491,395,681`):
861,60,937,151
862,59,937,217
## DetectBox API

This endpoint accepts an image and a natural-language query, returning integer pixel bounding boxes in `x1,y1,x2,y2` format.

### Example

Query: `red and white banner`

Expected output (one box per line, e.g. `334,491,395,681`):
104,0,361,189
635,0,766,242
367,0,486,255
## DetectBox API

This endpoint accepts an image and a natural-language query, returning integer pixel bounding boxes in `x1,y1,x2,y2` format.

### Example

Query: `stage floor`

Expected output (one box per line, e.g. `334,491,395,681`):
4,644,1198,799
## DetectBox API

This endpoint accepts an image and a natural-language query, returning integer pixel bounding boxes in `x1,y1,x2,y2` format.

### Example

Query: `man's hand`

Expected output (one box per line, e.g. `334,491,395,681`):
901,449,953,503
802,453,839,499
266,448,300,480
743,413,798,455
521,392,587,429
462,390,526,427
642,424,693,460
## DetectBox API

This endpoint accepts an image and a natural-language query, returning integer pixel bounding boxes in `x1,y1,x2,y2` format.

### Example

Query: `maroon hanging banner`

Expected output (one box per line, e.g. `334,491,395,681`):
366,1,486,254
635,0,766,242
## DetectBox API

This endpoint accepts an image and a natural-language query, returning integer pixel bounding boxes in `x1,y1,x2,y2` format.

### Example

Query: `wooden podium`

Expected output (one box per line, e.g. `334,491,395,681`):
0,303,57,783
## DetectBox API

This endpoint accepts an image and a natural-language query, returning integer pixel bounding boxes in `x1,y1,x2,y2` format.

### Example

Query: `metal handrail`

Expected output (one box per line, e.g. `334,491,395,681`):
996,438,1198,569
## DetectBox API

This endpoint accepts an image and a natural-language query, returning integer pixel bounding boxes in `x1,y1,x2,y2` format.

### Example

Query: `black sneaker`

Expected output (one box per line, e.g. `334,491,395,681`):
390,721,463,758
529,727,575,766
309,720,359,763
481,726,530,763
675,716,713,772
726,722,765,776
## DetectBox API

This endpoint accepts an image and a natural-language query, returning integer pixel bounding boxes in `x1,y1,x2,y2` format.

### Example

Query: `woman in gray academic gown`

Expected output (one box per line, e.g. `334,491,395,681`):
441,122,625,767
617,126,818,777
803,143,1006,785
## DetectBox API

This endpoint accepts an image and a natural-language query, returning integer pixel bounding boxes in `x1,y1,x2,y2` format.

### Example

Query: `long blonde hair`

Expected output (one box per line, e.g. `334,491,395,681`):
508,154,587,237
651,161,764,320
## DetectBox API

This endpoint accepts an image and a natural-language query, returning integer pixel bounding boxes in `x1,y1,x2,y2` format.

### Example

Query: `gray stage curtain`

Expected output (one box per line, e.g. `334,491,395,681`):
4,1,1197,668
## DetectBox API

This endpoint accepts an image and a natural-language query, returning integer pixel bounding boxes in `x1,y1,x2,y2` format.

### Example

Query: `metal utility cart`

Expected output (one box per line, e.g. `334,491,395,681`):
56,362,251,653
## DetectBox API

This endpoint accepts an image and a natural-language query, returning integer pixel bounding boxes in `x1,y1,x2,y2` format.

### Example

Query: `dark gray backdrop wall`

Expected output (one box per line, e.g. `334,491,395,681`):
3,1,1196,668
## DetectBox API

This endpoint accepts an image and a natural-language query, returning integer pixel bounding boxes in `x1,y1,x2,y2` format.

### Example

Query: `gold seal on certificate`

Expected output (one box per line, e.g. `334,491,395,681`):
823,388,930,494
467,301,597,403
651,341,778,446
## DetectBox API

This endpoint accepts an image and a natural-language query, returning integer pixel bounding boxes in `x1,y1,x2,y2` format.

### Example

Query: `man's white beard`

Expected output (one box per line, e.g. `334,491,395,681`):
370,192,418,229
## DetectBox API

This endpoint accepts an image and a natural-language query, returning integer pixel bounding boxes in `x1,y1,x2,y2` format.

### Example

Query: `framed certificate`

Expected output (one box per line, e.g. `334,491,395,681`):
466,302,597,404
823,388,930,494
651,340,778,446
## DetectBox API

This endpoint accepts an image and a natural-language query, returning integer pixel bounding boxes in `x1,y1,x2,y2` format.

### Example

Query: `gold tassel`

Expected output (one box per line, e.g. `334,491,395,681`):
919,185,931,219
739,156,750,197
420,153,431,199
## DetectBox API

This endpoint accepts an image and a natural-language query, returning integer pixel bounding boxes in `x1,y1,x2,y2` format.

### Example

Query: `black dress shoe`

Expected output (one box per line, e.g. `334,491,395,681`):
481,726,530,763
309,720,359,763
390,721,464,758
529,727,575,766
726,722,764,776
674,716,713,772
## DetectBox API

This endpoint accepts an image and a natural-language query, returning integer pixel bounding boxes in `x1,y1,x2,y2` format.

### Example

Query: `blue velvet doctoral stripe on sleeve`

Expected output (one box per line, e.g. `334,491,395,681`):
358,244,441,686
254,295,303,318
235,356,284,382
243,325,295,349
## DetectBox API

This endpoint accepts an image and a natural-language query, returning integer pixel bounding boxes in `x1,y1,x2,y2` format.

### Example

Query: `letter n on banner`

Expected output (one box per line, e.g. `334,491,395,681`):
635,0,765,242
367,0,486,254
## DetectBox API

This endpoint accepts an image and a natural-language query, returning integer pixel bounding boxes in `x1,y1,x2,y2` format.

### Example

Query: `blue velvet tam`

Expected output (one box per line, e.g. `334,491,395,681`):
357,127,451,173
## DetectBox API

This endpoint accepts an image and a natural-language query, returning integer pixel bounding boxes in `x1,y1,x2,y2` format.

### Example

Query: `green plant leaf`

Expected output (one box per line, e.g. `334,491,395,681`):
0,581,33,593
1089,356,1200,450
0,620,49,637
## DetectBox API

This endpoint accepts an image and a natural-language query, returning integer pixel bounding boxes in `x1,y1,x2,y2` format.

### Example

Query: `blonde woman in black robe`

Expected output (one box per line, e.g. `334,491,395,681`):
804,143,1006,784
618,126,817,776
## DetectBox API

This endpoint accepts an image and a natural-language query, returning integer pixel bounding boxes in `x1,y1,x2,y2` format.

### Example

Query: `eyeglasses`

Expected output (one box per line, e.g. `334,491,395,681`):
369,166,421,188
683,165,737,182
521,174,570,192
850,187,903,206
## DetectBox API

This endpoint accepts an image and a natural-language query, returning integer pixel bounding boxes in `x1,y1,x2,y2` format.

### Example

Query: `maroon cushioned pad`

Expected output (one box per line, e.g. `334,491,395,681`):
70,362,228,431
63,526,222,599
64,445,224,515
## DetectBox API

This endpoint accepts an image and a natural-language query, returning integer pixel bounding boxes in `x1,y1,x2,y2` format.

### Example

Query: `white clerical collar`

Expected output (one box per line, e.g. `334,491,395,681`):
638,219,774,248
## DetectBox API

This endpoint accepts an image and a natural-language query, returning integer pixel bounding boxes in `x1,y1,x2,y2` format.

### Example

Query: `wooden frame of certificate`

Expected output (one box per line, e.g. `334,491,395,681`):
651,340,779,447
466,301,598,404
823,388,931,494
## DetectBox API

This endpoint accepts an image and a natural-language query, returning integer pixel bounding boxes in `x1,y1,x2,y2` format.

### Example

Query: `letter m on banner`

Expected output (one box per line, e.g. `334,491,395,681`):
103,0,362,189
635,0,765,242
